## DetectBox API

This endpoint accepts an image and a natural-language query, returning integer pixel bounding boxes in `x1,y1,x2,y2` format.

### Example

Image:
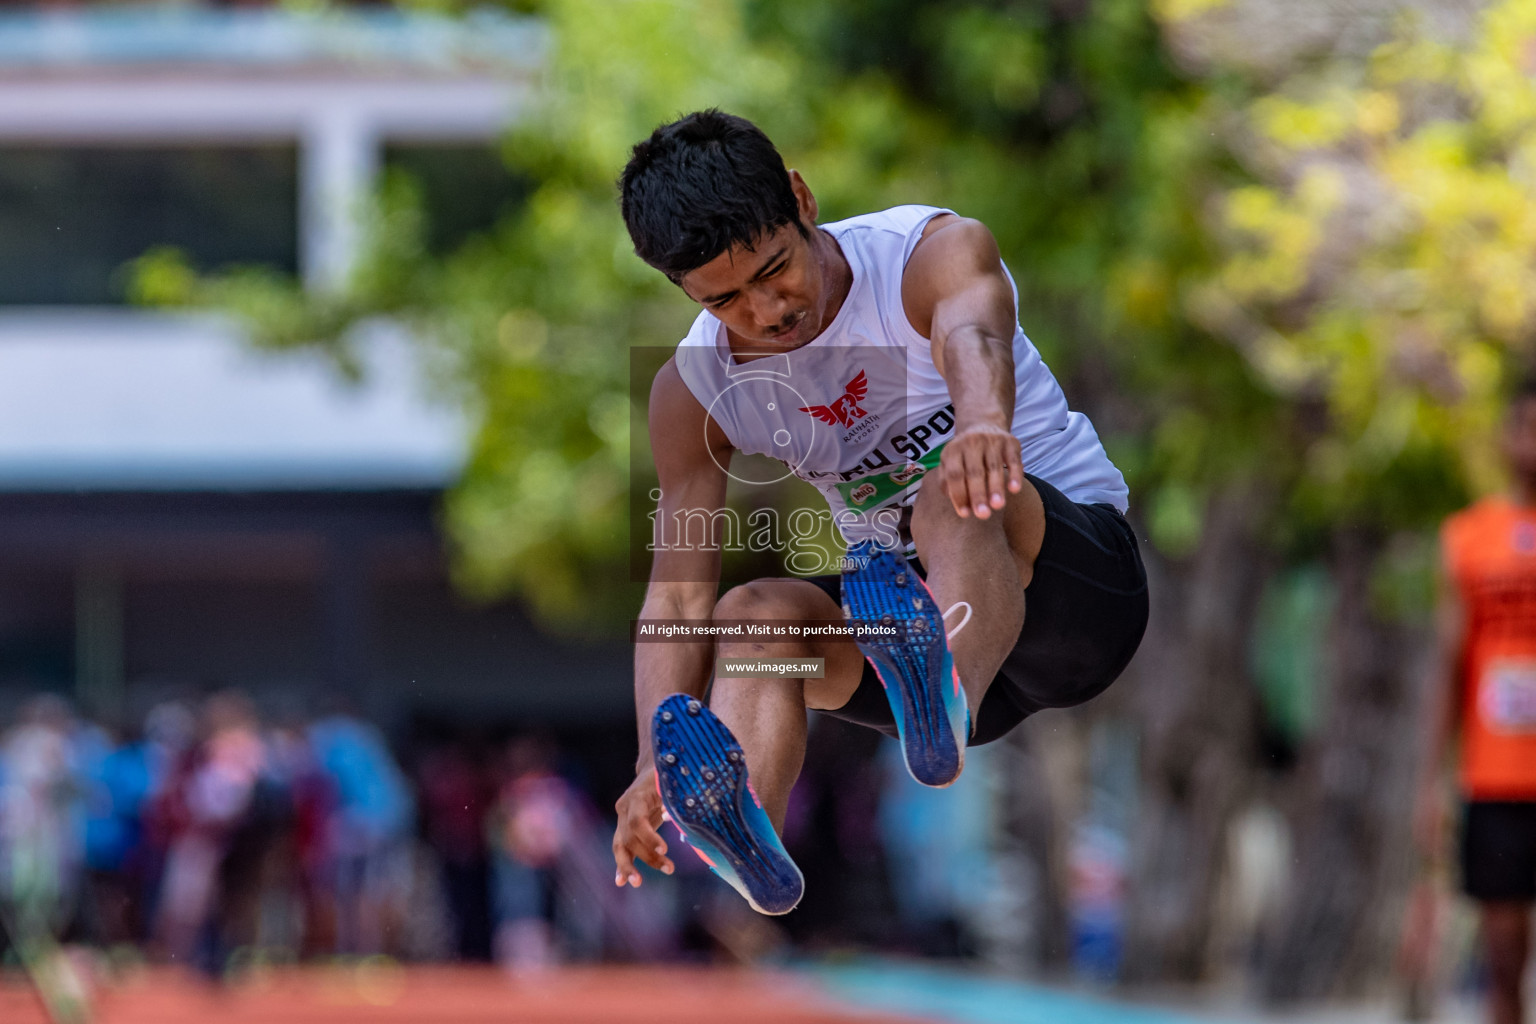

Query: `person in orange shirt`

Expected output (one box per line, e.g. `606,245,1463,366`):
1420,380,1536,1024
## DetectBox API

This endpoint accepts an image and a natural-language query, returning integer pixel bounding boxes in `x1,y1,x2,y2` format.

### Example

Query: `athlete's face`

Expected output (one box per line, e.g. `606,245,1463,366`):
1505,396,1536,482
678,172,842,350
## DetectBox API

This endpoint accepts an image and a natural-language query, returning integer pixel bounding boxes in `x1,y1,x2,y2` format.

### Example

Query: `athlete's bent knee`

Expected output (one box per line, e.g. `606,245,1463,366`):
714,580,799,622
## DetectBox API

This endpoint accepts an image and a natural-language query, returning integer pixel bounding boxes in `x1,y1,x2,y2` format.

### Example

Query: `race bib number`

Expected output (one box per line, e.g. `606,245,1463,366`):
1480,660,1536,732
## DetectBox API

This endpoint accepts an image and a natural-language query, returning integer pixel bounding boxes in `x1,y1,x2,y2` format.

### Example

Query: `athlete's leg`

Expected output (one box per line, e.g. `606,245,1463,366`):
709,579,865,830
908,473,1045,717
1479,900,1530,1024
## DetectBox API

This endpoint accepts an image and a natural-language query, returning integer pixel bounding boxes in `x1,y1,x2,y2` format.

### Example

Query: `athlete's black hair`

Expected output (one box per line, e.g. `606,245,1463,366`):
619,109,805,285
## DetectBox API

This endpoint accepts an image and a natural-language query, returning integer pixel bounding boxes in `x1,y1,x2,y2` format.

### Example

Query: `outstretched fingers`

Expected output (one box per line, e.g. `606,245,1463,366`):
944,432,1020,520
612,771,675,887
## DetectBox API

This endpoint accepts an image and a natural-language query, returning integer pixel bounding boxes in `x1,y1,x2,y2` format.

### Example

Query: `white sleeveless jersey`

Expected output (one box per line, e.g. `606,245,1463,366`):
673,205,1128,546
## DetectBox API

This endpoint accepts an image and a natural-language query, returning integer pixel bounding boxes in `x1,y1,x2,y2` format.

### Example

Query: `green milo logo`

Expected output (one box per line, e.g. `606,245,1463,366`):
834,443,946,510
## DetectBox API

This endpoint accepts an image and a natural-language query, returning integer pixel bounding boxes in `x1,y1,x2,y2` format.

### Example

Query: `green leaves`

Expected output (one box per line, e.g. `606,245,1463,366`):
133,0,1536,629
1174,0,1536,534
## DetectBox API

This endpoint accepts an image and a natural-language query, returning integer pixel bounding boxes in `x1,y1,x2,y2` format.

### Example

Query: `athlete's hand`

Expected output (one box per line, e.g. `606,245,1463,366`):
939,423,1024,520
613,765,674,888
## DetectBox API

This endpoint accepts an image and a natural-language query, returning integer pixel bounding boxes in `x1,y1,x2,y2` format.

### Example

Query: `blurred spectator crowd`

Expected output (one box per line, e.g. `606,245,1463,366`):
0,691,677,975
0,692,1001,977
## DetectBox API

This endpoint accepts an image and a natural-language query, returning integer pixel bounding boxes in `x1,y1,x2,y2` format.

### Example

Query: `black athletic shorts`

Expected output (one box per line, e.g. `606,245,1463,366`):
1461,800,1536,902
806,472,1150,746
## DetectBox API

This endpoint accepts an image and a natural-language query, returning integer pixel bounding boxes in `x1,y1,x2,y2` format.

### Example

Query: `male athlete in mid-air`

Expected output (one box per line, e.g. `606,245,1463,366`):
612,110,1148,914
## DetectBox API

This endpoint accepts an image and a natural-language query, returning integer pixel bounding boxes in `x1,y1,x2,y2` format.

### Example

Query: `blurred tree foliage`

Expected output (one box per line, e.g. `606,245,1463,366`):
133,0,1283,629
1172,0,1536,551
1153,0,1536,995
129,0,1536,627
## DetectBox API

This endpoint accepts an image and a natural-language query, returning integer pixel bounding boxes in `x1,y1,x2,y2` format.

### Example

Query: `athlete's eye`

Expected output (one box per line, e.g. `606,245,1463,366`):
763,259,787,278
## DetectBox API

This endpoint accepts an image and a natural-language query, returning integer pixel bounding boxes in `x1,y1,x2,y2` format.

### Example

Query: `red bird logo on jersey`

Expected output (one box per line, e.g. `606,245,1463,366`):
799,371,869,428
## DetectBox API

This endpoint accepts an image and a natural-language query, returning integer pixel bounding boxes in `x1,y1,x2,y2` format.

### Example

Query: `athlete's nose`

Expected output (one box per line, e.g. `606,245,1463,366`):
749,287,794,334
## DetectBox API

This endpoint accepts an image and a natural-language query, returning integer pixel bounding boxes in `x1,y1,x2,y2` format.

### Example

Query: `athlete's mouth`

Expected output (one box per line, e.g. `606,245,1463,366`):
767,310,808,340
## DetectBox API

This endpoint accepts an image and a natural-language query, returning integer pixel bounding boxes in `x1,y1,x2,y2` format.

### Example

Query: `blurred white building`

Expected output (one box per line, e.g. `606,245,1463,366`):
0,4,630,754
0,2,541,288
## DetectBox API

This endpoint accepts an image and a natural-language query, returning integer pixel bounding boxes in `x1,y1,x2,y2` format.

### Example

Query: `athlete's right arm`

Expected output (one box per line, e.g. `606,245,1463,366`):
613,357,733,889
1414,554,1468,857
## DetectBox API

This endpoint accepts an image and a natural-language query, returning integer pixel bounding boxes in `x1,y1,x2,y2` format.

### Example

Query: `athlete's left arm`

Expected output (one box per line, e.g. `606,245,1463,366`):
903,215,1025,520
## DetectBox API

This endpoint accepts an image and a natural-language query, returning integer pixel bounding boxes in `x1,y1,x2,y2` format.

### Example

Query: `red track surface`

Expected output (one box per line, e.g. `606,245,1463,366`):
0,965,936,1024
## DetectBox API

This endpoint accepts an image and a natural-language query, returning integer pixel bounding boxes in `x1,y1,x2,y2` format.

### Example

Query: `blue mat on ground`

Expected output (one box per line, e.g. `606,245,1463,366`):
811,960,1229,1024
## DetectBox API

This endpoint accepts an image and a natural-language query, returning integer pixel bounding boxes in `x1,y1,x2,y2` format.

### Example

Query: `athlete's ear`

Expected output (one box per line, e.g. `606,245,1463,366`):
788,170,818,227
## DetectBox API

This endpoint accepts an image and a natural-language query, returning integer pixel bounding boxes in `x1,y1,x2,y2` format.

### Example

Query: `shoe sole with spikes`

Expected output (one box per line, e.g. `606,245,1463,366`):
651,693,803,915
841,540,968,787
